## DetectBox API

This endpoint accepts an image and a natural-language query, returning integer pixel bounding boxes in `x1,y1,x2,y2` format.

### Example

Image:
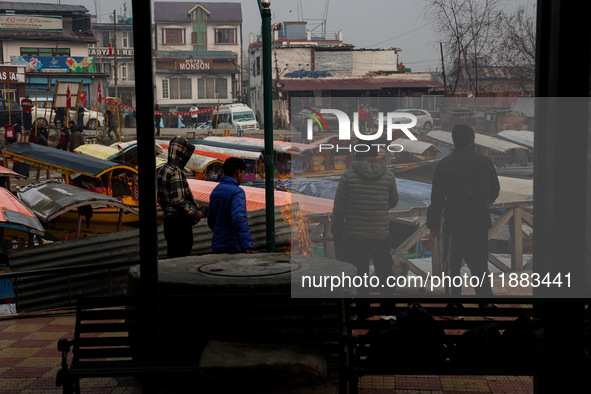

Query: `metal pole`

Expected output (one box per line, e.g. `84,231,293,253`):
130,0,158,298
259,0,275,252
113,10,118,99
131,1,159,391
439,42,447,96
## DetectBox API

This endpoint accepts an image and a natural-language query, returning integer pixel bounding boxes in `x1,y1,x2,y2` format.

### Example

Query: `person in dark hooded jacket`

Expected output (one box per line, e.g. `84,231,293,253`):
157,136,204,258
331,145,398,291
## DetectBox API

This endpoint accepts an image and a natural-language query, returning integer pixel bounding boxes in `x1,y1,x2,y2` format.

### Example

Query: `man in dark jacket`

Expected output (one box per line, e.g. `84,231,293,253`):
332,145,399,292
208,157,255,254
157,137,204,258
68,121,85,152
427,124,500,297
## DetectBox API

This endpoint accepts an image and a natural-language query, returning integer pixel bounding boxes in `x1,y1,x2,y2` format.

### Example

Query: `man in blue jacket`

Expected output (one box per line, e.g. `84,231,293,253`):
208,157,255,254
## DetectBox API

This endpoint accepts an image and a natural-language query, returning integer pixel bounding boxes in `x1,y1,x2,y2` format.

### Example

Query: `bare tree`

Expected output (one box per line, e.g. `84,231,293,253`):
491,5,537,90
425,1,536,95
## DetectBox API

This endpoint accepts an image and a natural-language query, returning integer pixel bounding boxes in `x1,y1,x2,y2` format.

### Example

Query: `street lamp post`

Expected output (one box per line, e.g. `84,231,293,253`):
258,0,276,252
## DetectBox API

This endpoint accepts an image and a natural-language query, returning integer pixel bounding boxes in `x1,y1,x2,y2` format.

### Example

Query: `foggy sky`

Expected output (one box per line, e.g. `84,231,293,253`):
15,0,535,72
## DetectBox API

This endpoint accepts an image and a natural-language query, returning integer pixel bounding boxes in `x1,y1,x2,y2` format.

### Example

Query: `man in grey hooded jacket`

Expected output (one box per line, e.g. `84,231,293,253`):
331,146,398,292
157,136,203,258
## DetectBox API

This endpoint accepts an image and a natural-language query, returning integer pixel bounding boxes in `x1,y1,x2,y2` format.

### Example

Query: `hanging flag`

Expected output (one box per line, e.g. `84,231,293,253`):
109,44,114,56
66,86,72,109
97,82,103,104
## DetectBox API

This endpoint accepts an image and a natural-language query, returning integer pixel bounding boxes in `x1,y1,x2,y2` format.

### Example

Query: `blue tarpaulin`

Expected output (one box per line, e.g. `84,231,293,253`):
284,69,332,78
277,176,432,212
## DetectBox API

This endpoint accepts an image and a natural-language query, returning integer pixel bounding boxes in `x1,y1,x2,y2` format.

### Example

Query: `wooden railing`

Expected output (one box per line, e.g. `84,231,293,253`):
307,200,534,278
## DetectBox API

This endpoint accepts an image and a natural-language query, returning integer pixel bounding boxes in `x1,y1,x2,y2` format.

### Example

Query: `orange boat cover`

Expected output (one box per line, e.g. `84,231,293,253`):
187,180,333,215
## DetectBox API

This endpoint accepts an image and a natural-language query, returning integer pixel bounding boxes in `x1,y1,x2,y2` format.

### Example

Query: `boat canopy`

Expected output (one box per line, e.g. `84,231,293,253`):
158,139,262,161
187,143,262,161
188,138,264,153
188,179,334,215
497,130,534,150
0,165,27,179
205,136,293,154
0,187,44,235
17,180,139,222
3,143,137,178
391,139,441,155
155,140,233,169
74,144,119,160
427,130,530,153
157,152,222,173
290,136,341,154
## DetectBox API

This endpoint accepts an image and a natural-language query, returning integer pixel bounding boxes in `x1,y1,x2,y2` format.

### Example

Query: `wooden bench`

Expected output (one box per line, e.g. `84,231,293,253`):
55,295,199,394
346,299,543,393
56,294,351,393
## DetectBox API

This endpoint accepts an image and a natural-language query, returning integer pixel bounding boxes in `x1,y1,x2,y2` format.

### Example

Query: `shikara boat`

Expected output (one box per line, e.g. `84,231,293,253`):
159,139,263,182
0,186,45,246
18,180,140,239
2,143,139,209
426,130,533,177
497,129,534,150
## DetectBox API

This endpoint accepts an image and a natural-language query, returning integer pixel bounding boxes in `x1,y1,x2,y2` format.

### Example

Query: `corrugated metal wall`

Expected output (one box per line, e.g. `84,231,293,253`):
7,207,293,312
315,51,352,74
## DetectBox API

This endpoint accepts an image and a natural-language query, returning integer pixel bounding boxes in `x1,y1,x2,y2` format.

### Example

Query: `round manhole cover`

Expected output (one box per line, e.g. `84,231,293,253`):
198,258,299,277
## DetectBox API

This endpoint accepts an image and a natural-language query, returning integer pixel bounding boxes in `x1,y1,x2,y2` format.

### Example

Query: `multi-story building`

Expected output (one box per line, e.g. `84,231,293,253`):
153,1,242,125
247,21,443,127
91,20,136,108
0,2,100,107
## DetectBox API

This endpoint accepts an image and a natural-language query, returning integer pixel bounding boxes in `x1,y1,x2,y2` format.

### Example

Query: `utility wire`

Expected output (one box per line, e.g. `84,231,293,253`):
363,23,431,48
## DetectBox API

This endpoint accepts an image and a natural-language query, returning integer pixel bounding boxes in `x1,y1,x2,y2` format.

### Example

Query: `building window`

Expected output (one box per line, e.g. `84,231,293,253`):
256,57,261,76
0,91,17,101
191,7,208,21
121,32,133,48
20,47,70,57
164,29,184,44
191,31,207,48
216,78,228,99
215,29,237,44
121,63,128,81
101,32,112,47
198,78,228,99
169,77,192,99
192,21,207,50
162,79,169,99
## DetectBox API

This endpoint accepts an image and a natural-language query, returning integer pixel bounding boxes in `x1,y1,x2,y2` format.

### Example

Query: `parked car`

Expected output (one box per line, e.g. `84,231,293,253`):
0,99,22,128
374,108,434,130
292,107,340,134
394,108,434,130
31,98,104,130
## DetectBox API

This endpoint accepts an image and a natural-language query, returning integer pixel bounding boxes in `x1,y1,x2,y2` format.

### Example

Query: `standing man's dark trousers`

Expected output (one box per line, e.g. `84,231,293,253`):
164,216,194,258
343,237,393,296
23,112,32,130
443,226,492,297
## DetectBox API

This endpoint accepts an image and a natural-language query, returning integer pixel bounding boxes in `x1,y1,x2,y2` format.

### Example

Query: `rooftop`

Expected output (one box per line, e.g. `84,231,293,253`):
153,2,242,23
0,1,88,14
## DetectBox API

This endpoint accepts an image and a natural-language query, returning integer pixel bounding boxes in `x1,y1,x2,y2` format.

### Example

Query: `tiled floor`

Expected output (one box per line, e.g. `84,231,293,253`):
0,313,534,393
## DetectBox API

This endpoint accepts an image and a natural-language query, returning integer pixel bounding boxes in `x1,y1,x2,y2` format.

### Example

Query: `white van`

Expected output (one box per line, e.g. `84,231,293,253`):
209,104,259,133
